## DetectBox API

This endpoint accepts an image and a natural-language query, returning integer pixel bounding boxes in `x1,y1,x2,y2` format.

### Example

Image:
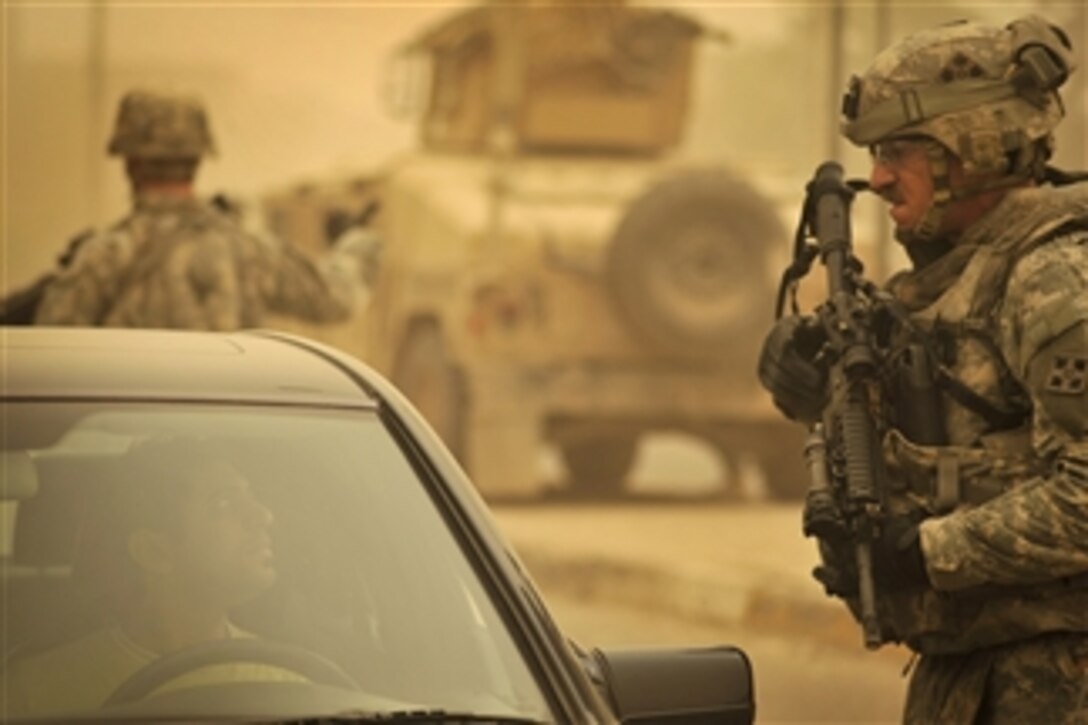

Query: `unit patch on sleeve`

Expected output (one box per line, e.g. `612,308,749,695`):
1045,355,1087,395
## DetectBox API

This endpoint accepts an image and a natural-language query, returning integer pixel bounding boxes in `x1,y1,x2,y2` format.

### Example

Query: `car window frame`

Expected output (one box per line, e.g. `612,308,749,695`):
264,332,609,722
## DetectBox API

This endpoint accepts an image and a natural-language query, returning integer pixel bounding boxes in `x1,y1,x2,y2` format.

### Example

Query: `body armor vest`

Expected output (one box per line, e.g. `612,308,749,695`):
868,182,1088,653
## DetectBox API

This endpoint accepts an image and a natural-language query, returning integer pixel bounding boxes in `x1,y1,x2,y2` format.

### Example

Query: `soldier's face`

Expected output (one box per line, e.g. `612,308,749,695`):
868,139,937,232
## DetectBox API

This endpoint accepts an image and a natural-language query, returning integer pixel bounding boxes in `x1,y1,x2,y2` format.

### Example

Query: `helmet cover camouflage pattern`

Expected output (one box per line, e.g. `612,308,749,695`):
841,15,1075,179
107,90,216,159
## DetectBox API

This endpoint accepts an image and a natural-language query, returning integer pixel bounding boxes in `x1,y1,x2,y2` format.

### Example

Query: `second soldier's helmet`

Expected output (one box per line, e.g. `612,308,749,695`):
841,15,1075,182
107,90,217,159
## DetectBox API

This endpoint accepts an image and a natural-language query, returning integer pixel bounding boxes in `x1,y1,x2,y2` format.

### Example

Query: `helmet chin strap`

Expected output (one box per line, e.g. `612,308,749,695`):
895,141,954,251
893,138,1037,260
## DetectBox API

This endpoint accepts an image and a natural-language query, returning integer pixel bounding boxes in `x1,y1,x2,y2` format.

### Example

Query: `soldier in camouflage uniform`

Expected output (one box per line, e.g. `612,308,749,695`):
34,90,367,329
762,15,1087,723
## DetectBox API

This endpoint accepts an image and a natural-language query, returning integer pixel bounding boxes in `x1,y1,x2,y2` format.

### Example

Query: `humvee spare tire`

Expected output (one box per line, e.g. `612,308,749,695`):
605,169,785,364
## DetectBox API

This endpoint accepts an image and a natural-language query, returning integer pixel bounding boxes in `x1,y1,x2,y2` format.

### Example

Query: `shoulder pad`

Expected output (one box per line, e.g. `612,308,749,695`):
1027,320,1088,441
1006,237,1088,374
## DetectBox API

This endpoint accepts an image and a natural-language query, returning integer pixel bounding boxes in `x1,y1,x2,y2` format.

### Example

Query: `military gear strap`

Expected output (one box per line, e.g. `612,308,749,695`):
777,179,870,319
931,324,1033,433
900,450,1014,508
0,228,95,325
939,368,1029,432
844,16,1074,146
844,79,1021,145
1007,15,1076,93
906,141,954,244
1043,166,1088,186
935,451,961,513
879,290,1028,435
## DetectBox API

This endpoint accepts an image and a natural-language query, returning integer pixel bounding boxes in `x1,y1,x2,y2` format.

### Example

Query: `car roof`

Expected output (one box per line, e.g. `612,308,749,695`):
1,327,377,408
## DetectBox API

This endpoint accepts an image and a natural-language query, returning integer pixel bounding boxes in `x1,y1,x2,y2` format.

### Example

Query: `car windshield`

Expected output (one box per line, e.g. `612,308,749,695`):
0,402,550,723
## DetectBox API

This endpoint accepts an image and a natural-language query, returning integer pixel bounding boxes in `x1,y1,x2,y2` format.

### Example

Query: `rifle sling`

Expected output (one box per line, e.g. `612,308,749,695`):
935,368,1030,432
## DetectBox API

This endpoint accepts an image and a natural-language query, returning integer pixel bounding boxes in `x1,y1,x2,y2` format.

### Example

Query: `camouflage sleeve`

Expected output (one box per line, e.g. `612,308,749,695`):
33,230,133,326
919,234,1088,591
238,231,362,324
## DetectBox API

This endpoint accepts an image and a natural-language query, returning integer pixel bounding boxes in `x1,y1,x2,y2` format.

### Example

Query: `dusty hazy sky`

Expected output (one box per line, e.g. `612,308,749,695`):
3,1,1081,288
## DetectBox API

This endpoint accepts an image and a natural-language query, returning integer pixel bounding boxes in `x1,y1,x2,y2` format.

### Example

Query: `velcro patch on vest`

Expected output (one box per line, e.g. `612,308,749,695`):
1045,355,1088,395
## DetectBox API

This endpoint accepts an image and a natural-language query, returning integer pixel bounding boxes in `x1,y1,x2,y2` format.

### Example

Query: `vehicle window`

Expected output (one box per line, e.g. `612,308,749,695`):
0,403,550,722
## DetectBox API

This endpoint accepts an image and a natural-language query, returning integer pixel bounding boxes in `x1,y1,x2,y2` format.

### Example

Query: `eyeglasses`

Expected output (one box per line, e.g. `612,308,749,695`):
869,138,931,167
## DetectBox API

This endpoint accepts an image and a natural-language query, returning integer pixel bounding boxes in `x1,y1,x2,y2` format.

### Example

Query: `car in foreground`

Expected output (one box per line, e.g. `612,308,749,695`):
0,327,754,724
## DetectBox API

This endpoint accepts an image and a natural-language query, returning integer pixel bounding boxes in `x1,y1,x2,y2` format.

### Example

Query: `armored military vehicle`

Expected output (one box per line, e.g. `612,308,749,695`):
263,1,809,499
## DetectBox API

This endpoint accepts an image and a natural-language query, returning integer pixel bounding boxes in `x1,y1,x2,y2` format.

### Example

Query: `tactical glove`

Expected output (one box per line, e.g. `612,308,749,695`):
757,315,829,424
813,538,859,598
812,515,929,598
872,515,929,592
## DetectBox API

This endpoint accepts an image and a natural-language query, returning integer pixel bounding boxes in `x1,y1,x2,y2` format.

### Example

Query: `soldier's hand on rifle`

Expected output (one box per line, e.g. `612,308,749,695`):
758,314,829,424
813,538,859,598
813,514,928,598
872,514,929,592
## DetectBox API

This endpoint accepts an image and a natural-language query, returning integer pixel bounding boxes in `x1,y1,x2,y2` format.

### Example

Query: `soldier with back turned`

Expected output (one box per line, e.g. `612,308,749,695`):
33,89,370,329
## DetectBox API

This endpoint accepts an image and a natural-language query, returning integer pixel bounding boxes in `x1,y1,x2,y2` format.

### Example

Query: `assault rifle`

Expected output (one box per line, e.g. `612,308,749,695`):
779,161,887,648
766,162,951,648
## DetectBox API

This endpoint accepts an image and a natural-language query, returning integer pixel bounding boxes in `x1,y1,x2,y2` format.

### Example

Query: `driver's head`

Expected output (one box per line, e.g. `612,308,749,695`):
84,439,276,615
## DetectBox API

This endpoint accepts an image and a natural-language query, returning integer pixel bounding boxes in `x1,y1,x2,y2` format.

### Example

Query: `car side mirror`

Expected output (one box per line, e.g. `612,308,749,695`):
592,645,754,724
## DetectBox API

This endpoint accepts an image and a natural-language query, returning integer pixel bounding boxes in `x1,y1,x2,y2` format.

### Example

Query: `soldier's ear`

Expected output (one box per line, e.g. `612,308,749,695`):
127,529,174,575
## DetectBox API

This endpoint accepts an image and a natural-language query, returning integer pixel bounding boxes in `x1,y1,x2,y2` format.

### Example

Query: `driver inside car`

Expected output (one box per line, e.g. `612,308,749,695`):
3,438,302,715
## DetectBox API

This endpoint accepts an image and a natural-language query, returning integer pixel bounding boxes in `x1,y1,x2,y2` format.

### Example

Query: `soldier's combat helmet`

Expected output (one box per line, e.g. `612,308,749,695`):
841,15,1075,240
107,90,217,159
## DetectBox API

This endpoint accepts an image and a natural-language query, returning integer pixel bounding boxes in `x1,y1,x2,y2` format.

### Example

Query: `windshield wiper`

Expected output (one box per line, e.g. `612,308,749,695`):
301,710,543,724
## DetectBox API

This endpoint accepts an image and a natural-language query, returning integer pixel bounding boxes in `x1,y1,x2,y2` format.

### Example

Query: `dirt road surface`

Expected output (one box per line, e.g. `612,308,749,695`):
491,499,911,724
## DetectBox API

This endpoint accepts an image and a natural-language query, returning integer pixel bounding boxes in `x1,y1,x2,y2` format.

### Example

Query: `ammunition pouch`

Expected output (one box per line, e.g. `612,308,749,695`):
888,342,947,446
883,428,1042,513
